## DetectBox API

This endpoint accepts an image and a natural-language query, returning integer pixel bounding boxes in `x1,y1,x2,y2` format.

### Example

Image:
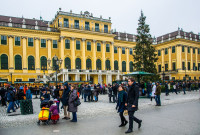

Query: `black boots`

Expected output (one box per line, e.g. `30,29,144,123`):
119,121,128,127
138,120,142,129
125,129,133,134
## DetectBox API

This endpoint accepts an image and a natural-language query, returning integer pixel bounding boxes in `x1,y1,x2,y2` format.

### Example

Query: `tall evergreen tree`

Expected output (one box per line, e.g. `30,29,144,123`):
133,11,158,79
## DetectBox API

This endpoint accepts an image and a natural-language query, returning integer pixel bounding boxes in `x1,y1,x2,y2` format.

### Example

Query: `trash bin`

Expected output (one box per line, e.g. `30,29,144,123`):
20,100,33,115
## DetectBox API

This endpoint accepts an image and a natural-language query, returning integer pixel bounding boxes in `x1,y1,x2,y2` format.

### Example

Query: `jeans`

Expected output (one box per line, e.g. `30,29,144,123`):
84,94,87,102
72,112,77,122
14,100,19,108
128,111,140,130
56,102,60,113
119,112,127,124
155,95,161,106
183,88,186,94
7,101,15,113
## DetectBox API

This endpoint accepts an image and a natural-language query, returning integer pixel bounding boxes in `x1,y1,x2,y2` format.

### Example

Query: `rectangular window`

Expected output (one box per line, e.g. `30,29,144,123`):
193,63,196,70
74,20,79,29
29,79,35,82
41,39,46,48
158,65,161,72
106,44,110,52
165,64,168,71
87,42,91,51
1,35,7,45
104,25,108,33
53,40,57,48
165,48,168,55
158,50,161,56
114,47,117,53
198,48,200,54
28,38,33,46
65,39,70,49
95,23,99,32
188,47,190,53
182,62,185,70
172,62,176,71
172,46,175,53
85,22,90,30
198,63,200,71
97,43,101,51
188,62,190,70
64,18,69,27
15,36,20,46
182,46,185,52
193,48,195,54
76,40,80,50
130,48,133,55
122,47,125,54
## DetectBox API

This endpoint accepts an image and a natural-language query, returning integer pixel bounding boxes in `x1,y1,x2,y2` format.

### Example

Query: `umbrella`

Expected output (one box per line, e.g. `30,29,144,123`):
123,71,154,84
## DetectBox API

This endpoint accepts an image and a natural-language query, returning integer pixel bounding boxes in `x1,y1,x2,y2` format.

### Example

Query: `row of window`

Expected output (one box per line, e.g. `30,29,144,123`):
62,18,109,33
0,54,134,72
158,62,200,72
0,35,133,54
158,46,200,56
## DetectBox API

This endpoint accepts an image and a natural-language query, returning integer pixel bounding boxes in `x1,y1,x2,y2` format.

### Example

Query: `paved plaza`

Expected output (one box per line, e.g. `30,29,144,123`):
0,91,199,129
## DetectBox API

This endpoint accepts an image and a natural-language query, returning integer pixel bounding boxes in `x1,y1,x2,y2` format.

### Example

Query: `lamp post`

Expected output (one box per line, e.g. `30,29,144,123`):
162,66,165,83
47,55,63,86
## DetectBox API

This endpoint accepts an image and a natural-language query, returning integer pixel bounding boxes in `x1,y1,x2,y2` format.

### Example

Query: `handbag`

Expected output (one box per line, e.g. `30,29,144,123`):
73,97,81,107
124,110,128,116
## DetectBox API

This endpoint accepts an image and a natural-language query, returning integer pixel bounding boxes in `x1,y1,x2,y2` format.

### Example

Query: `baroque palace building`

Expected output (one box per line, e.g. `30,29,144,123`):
0,9,200,84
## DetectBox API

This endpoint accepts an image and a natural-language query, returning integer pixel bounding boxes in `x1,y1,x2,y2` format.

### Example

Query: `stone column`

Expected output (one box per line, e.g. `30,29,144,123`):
111,42,114,70
35,37,40,73
82,38,86,70
161,49,164,68
92,40,96,70
190,47,193,70
71,37,75,69
85,74,88,81
176,45,182,70
102,41,106,70
65,73,69,81
47,39,52,73
60,36,65,69
118,47,122,71
168,47,172,71
8,35,14,72
185,46,187,70
126,48,129,72
21,36,27,73
195,48,198,70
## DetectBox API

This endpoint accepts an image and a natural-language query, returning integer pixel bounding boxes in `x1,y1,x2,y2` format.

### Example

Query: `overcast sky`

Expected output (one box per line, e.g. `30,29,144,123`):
1,0,199,37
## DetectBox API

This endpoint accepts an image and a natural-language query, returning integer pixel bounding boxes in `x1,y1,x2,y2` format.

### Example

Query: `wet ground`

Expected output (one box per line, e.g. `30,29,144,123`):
0,100,200,135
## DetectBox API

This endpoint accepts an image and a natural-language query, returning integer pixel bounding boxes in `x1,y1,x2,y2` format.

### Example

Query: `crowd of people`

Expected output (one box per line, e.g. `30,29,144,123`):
0,80,200,133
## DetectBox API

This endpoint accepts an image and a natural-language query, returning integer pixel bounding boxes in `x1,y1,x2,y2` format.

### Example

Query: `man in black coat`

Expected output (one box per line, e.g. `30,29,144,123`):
125,78,142,134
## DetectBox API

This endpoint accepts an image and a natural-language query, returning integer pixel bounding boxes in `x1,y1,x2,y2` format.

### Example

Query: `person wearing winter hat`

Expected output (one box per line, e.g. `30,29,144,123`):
49,99,59,124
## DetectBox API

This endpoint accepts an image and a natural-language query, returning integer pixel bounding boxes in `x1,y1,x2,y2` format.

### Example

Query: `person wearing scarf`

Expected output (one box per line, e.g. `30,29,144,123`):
116,85,128,127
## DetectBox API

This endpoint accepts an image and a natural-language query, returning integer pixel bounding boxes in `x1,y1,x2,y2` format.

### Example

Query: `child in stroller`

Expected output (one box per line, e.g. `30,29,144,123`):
37,100,54,125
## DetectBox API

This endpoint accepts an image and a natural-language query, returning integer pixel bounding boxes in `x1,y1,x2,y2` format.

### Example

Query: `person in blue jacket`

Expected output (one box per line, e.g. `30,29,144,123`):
26,86,32,100
116,85,128,127
6,87,15,113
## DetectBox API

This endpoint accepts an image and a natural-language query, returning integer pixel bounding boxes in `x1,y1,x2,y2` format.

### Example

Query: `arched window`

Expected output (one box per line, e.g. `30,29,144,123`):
86,59,92,69
40,56,47,70
76,58,81,69
105,60,110,70
114,60,118,70
65,57,71,69
28,56,35,70
129,61,133,72
0,54,8,69
15,55,22,70
96,59,101,70
122,61,126,72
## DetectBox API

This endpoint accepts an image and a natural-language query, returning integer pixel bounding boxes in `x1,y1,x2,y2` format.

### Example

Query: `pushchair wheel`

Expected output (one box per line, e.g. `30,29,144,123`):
37,120,40,125
45,120,49,125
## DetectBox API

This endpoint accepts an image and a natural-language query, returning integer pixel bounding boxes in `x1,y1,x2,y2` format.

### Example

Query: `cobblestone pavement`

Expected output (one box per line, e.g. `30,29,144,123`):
0,90,199,128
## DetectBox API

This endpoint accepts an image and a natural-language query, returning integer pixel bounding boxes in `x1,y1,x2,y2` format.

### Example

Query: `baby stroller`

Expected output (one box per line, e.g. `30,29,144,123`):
37,100,53,125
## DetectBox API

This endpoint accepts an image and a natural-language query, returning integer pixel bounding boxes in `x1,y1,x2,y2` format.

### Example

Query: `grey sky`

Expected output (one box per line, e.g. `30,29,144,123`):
1,0,199,37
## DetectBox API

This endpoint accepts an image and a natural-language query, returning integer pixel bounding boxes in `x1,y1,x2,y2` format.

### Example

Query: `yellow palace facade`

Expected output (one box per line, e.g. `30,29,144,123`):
0,9,200,84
